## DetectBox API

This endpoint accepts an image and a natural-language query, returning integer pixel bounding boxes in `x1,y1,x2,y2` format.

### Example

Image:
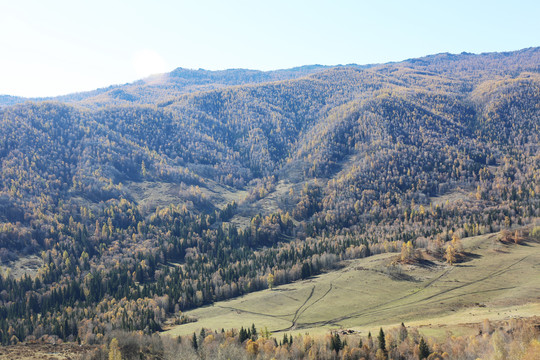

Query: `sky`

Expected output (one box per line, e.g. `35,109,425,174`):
1,0,539,97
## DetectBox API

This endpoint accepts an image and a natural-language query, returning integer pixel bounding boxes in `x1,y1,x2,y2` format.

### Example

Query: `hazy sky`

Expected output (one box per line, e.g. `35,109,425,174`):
1,0,539,97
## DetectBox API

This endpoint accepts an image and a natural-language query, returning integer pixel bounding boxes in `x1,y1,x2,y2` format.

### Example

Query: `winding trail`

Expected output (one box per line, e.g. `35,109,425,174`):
215,305,293,319
291,286,315,324
295,254,530,329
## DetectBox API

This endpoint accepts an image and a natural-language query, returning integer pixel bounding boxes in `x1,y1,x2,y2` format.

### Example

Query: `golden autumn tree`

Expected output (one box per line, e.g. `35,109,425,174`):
267,273,275,290
523,339,540,360
109,338,122,360
400,241,415,263
445,244,456,265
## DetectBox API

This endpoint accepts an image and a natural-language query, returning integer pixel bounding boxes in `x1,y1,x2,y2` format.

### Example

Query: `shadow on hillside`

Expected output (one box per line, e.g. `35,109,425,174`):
459,252,481,264
415,258,437,268
388,272,420,282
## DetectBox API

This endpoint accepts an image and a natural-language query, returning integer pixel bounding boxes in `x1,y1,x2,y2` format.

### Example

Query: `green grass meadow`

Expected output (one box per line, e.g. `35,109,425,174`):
164,231,540,338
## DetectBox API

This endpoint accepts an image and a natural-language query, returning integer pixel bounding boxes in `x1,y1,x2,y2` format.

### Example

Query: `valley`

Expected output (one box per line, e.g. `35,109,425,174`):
0,47,539,359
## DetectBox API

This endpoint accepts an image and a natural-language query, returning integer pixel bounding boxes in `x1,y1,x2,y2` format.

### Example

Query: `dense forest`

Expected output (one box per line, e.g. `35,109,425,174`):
0,47,539,350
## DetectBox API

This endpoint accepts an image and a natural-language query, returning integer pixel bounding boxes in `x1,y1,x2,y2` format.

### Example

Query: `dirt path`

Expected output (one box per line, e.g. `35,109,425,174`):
215,305,293,319
291,286,315,325
216,285,318,330
295,254,530,329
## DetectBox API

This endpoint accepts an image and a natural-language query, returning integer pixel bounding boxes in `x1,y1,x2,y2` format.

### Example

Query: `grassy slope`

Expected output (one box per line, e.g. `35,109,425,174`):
164,229,540,338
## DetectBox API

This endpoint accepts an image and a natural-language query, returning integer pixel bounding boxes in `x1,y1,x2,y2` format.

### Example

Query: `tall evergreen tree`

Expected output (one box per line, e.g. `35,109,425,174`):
378,327,386,353
418,337,430,359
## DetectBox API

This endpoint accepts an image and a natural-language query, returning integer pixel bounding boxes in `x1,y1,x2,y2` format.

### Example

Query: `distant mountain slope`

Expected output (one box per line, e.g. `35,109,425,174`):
3,47,537,107
2,47,539,228
0,95,27,107
0,64,340,107
2,47,539,233
0,47,538,346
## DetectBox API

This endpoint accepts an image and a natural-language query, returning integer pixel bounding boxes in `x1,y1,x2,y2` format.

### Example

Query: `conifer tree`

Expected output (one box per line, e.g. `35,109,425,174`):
378,327,386,353
418,337,429,359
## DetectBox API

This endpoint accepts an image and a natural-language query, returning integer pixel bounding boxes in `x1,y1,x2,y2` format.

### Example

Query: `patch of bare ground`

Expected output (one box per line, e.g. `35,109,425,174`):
125,181,188,214
126,178,247,215
429,187,475,206
3,255,43,279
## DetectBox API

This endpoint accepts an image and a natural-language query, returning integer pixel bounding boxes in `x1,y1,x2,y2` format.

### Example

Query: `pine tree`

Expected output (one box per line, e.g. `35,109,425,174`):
199,328,206,343
378,327,386,353
239,327,249,343
418,337,429,359
330,333,342,353
399,322,408,342
251,323,257,340
192,332,198,350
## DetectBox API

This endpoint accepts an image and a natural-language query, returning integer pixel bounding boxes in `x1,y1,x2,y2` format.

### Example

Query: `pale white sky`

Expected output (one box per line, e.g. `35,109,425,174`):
1,0,539,97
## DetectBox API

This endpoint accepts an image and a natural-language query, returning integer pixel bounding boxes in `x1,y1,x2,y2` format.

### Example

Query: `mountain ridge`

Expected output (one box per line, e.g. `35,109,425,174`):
0,46,538,347
2,46,538,107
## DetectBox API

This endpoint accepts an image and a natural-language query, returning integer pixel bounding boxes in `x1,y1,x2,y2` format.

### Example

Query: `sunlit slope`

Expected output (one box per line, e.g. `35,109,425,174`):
165,230,540,336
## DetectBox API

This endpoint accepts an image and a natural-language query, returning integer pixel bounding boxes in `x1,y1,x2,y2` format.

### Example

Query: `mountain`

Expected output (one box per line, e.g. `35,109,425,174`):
0,95,27,107
0,47,539,347
0,64,340,107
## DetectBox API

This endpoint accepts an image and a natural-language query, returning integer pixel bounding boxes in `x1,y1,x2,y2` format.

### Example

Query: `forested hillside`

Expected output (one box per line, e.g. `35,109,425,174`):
0,65,338,108
0,47,539,346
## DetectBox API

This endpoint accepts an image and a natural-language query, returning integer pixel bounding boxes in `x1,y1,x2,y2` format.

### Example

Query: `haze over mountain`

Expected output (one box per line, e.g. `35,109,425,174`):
0,47,539,356
0,64,350,107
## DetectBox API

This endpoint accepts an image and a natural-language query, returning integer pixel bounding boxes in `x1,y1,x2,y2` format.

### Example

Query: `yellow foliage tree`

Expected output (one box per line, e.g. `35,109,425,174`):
400,241,415,263
109,338,122,360
375,348,387,360
246,339,259,355
523,339,540,360
445,244,456,265
267,273,275,290
451,234,463,253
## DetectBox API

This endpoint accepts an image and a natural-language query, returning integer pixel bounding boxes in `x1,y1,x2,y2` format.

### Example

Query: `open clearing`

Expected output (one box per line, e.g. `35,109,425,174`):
2,255,42,279
126,179,248,215
164,231,540,338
